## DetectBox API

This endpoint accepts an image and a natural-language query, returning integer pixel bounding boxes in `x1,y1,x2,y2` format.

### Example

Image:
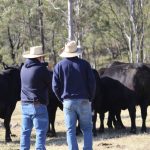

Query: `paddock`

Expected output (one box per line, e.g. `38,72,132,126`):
0,102,150,150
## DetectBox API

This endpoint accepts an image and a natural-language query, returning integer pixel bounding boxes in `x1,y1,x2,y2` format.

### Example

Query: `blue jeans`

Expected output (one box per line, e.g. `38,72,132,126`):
63,99,93,150
20,103,48,150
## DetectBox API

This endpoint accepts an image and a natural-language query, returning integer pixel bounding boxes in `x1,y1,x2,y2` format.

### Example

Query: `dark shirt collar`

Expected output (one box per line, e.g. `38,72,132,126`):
25,58,41,68
65,56,79,60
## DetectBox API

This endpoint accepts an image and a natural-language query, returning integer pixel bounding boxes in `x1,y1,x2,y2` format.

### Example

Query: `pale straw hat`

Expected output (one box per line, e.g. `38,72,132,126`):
22,46,47,58
59,41,83,58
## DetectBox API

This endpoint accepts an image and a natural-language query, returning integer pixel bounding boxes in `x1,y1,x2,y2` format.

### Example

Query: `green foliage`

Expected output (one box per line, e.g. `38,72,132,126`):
0,0,150,68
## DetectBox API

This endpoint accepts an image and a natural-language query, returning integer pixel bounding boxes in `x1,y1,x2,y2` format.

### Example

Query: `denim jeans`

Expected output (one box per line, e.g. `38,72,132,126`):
20,103,48,150
63,99,93,150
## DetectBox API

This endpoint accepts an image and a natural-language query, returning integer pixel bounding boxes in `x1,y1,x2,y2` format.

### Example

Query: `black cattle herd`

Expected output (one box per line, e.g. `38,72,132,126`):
1,61,150,142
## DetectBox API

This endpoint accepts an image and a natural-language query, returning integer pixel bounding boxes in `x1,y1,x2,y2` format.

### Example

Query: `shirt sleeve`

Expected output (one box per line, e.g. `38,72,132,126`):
52,64,62,102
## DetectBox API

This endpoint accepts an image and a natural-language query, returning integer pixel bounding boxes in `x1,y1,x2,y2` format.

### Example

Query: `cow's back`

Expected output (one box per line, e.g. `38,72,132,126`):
103,62,150,104
102,63,137,91
0,68,20,103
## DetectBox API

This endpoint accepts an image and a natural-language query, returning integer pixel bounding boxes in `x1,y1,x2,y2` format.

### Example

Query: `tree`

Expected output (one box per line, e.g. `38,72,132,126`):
108,0,148,63
68,0,74,41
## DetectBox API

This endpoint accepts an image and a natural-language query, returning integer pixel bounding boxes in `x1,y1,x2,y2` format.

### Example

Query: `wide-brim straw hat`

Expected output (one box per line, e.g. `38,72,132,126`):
59,41,83,58
22,46,47,58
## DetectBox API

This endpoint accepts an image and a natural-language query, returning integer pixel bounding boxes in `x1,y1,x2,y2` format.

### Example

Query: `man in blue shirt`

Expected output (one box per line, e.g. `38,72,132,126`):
20,46,51,150
52,41,96,150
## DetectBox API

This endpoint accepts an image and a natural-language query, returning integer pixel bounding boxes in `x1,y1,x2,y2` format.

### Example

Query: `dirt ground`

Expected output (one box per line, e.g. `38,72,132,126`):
0,102,150,150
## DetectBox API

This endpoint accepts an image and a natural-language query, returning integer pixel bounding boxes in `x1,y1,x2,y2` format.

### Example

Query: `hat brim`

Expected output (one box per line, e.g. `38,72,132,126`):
23,54,47,58
59,49,83,58
22,51,48,58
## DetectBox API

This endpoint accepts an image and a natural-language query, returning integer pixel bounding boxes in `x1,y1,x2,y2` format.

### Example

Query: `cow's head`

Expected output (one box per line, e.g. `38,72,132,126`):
134,64,150,100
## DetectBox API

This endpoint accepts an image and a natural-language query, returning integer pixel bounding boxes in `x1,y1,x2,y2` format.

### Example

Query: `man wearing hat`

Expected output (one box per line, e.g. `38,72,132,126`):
52,41,96,150
20,46,51,150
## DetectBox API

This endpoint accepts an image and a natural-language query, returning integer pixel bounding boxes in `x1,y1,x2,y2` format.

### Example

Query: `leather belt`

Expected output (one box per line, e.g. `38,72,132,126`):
22,100,41,105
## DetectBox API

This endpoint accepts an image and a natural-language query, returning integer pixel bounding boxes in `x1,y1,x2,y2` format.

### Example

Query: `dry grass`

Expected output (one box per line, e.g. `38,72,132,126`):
1,102,150,150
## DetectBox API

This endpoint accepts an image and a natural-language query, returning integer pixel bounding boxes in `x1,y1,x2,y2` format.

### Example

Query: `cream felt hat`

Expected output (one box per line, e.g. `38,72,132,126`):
22,46,47,58
59,41,83,58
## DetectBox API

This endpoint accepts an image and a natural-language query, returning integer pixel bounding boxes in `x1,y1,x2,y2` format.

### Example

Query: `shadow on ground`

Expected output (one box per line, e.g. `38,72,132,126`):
44,126,150,146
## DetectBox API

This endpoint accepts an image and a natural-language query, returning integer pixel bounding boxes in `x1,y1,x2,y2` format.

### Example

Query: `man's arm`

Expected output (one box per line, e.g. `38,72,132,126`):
87,65,96,101
52,65,62,102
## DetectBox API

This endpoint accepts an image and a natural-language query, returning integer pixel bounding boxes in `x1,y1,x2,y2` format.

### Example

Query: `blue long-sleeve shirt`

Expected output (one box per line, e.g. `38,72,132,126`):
21,58,51,105
52,57,96,102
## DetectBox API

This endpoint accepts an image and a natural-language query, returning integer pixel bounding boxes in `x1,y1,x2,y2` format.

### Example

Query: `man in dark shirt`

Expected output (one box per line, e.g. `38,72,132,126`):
20,46,51,150
52,41,96,150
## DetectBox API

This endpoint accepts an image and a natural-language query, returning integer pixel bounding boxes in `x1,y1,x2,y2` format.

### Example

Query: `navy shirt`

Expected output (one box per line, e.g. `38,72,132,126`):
21,58,51,105
52,57,96,102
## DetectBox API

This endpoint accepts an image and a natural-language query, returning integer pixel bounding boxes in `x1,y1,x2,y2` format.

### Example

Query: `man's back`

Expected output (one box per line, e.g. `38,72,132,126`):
52,57,96,102
21,58,51,104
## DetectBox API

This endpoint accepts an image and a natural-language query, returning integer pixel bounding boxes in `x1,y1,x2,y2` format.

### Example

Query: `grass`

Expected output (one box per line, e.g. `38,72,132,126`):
0,102,150,150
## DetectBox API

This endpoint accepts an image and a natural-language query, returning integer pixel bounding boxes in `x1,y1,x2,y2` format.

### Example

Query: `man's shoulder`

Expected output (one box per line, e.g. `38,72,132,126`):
35,64,49,74
78,58,90,66
79,58,88,63
55,58,90,66
55,59,68,66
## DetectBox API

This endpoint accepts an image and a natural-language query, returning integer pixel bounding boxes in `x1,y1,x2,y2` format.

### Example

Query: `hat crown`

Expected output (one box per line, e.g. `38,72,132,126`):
59,40,83,58
22,45,47,58
64,41,77,53
30,46,43,55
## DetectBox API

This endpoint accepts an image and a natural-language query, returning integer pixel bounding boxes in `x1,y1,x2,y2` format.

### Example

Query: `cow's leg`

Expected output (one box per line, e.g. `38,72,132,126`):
128,106,136,133
107,110,122,130
115,110,126,129
76,121,82,135
4,116,12,142
140,104,147,132
47,119,51,136
107,111,114,129
99,112,105,133
47,107,57,137
92,110,97,136
107,110,123,130
4,104,17,142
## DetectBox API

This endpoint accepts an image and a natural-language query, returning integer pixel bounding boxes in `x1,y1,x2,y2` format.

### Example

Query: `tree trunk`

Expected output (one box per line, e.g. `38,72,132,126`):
51,30,57,65
68,0,74,41
28,9,34,46
128,0,145,63
139,0,144,62
7,26,15,64
75,0,80,44
92,42,96,69
38,0,45,52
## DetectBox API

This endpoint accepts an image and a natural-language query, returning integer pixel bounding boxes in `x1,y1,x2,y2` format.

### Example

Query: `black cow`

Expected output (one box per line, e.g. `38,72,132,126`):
92,68,116,134
0,63,62,141
0,66,21,142
94,76,137,134
47,71,63,137
95,62,150,134
99,67,126,130
76,69,102,136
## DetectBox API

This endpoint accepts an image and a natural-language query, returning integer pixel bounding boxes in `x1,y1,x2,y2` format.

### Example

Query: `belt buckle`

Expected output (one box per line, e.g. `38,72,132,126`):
33,100,40,105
